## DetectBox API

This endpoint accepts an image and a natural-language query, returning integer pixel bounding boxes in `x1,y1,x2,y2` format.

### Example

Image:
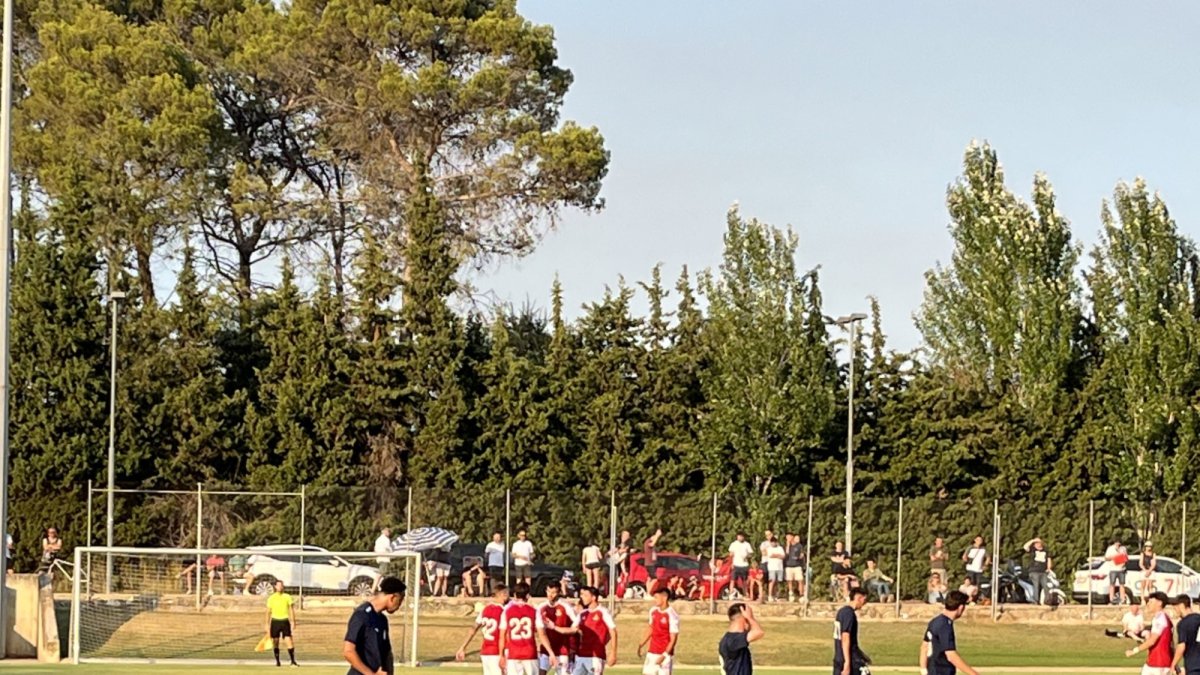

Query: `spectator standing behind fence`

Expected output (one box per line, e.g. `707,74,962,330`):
512,530,535,585
861,559,894,603
485,532,506,587
41,528,62,568
830,541,856,600
783,533,806,602
643,529,663,591
764,537,785,602
962,536,988,587
728,534,753,599
582,542,603,590
612,531,633,581
1106,537,1130,605
757,531,773,570
375,528,393,577
1140,543,1158,595
929,537,948,581
1023,538,1053,605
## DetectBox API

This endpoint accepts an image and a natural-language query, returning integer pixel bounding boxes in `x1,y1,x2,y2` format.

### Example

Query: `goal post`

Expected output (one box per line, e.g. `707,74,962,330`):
70,545,423,667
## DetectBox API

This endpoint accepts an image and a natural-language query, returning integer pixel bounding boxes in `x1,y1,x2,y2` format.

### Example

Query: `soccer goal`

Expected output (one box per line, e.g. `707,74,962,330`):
70,545,423,667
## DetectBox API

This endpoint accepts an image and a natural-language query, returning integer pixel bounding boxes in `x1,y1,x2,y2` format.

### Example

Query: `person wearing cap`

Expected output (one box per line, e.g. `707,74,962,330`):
1139,543,1159,596
1125,591,1174,675
1022,538,1053,605
344,576,407,675
1173,594,1200,675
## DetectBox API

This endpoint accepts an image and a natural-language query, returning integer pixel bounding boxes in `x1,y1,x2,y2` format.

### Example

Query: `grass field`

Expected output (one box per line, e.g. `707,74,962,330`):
61,606,1150,673
0,666,1154,674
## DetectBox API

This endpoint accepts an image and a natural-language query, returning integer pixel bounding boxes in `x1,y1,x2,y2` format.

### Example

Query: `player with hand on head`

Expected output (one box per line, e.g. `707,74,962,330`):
639,588,680,675
1126,591,1174,675
719,603,764,675
456,584,510,675
499,582,557,675
547,586,617,675
919,590,978,675
1171,594,1200,675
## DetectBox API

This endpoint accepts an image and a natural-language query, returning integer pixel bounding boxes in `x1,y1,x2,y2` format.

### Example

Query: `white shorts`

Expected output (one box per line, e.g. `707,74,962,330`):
539,654,571,675
573,657,605,675
642,653,673,675
1142,667,1173,675
482,655,503,675
508,659,539,675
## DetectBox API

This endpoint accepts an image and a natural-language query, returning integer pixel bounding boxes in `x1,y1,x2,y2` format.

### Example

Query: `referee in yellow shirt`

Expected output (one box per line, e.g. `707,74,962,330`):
266,579,298,667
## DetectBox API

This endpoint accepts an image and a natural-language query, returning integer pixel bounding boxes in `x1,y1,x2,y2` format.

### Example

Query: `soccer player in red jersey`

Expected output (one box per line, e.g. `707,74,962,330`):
1127,591,1175,675
456,584,511,675
500,582,557,675
548,586,617,675
639,588,680,675
538,585,577,675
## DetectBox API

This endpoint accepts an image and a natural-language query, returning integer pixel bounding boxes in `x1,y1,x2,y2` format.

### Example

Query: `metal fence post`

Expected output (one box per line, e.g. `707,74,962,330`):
804,495,813,617
196,483,203,610
1088,500,1095,621
709,492,718,614
299,484,306,610
895,497,903,617
608,490,616,612
1182,502,1188,568
406,486,413,534
86,480,93,597
504,489,511,587
991,500,999,621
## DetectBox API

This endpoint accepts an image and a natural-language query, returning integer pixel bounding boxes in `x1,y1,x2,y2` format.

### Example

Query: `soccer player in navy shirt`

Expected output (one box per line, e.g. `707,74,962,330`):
719,603,764,675
919,590,978,675
344,576,406,675
833,587,869,675
1172,594,1200,675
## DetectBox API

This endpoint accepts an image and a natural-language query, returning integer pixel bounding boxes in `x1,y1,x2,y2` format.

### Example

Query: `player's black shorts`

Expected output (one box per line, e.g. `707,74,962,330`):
270,618,292,639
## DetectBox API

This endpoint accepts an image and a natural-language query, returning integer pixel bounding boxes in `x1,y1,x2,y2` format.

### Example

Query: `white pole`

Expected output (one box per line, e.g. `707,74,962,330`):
0,0,16,650
608,490,616,612
804,495,813,616
709,492,718,612
71,547,82,663
504,490,511,586
86,480,93,598
406,486,412,534
299,485,306,609
845,321,856,552
991,500,999,620
195,483,202,609
409,554,420,667
1088,500,1095,621
1182,502,1188,569
895,498,903,617
105,291,123,593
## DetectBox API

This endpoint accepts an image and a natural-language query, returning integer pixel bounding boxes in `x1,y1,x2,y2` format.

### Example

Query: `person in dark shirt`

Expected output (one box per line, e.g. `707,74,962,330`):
719,602,764,675
833,587,869,675
1173,594,1200,675
920,590,978,675
344,576,406,675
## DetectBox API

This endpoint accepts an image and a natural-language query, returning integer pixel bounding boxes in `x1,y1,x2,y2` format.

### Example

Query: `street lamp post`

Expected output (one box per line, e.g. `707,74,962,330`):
830,313,868,553
0,0,17,652
105,291,125,592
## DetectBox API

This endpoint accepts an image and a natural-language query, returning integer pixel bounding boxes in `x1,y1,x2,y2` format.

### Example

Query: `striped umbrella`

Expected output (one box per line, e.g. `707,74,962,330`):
392,527,459,552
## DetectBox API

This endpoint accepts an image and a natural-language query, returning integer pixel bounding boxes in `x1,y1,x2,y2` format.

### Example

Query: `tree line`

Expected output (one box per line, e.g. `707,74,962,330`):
3,1,1197,564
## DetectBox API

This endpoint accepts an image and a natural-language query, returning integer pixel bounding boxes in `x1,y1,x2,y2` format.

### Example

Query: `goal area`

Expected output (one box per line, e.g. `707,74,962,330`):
69,545,423,667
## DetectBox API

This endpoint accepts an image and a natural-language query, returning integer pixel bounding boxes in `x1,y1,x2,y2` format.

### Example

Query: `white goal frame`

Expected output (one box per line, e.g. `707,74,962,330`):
71,545,423,667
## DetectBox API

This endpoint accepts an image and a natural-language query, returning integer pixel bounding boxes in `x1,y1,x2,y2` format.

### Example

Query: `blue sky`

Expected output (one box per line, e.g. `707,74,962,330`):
476,0,1200,350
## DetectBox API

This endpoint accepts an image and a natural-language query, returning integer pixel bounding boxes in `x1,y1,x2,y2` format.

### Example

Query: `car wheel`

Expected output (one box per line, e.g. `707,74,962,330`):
718,586,733,601
350,577,375,598
252,576,277,596
627,582,646,600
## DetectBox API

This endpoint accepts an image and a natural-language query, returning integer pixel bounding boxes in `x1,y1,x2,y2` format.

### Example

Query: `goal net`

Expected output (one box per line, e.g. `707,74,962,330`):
70,546,423,667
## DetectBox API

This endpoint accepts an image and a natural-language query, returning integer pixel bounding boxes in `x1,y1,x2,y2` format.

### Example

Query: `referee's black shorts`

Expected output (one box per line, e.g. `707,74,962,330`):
270,618,292,639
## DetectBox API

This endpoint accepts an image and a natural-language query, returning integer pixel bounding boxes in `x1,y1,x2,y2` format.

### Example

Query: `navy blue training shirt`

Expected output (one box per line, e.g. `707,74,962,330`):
923,614,957,675
1178,612,1200,675
718,630,752,675
345,601,394,675
832,605,859,669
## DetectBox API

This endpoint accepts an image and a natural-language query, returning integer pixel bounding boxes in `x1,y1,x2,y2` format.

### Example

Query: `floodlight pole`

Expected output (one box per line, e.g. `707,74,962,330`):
0,0,16,654
828,313,867,553
105,290,125,592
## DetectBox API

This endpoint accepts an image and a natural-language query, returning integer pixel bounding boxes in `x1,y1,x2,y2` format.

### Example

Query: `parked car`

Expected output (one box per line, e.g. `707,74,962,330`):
1073,554,1200,603
615,552,732,600
239,545,382,597
427,543,569,597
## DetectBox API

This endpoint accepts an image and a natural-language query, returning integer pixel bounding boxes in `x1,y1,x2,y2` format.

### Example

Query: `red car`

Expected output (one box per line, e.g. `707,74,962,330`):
614,552,733,600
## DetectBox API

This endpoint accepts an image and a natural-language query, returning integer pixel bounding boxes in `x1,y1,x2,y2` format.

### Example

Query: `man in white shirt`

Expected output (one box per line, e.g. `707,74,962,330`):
1106,603,1147,642
763,537,785,602
485,532,507,588
1106,538,1130,605
374,527,394,575
728,533,754,598
961,536,989,587
758,530,774,568
512,530,535,584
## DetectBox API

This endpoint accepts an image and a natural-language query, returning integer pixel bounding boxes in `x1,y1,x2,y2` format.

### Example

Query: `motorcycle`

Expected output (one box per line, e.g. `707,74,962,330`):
979,558,1067,605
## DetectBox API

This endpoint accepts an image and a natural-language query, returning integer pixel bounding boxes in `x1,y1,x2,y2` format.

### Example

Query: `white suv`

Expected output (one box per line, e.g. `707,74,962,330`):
1073,554,1200,602
241,545,381,597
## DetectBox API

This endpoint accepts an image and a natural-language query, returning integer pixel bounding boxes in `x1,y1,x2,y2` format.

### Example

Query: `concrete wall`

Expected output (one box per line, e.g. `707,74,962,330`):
4,574,59,661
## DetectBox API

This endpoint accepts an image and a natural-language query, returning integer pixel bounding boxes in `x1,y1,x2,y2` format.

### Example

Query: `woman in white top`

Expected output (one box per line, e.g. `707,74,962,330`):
581,543,603,589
